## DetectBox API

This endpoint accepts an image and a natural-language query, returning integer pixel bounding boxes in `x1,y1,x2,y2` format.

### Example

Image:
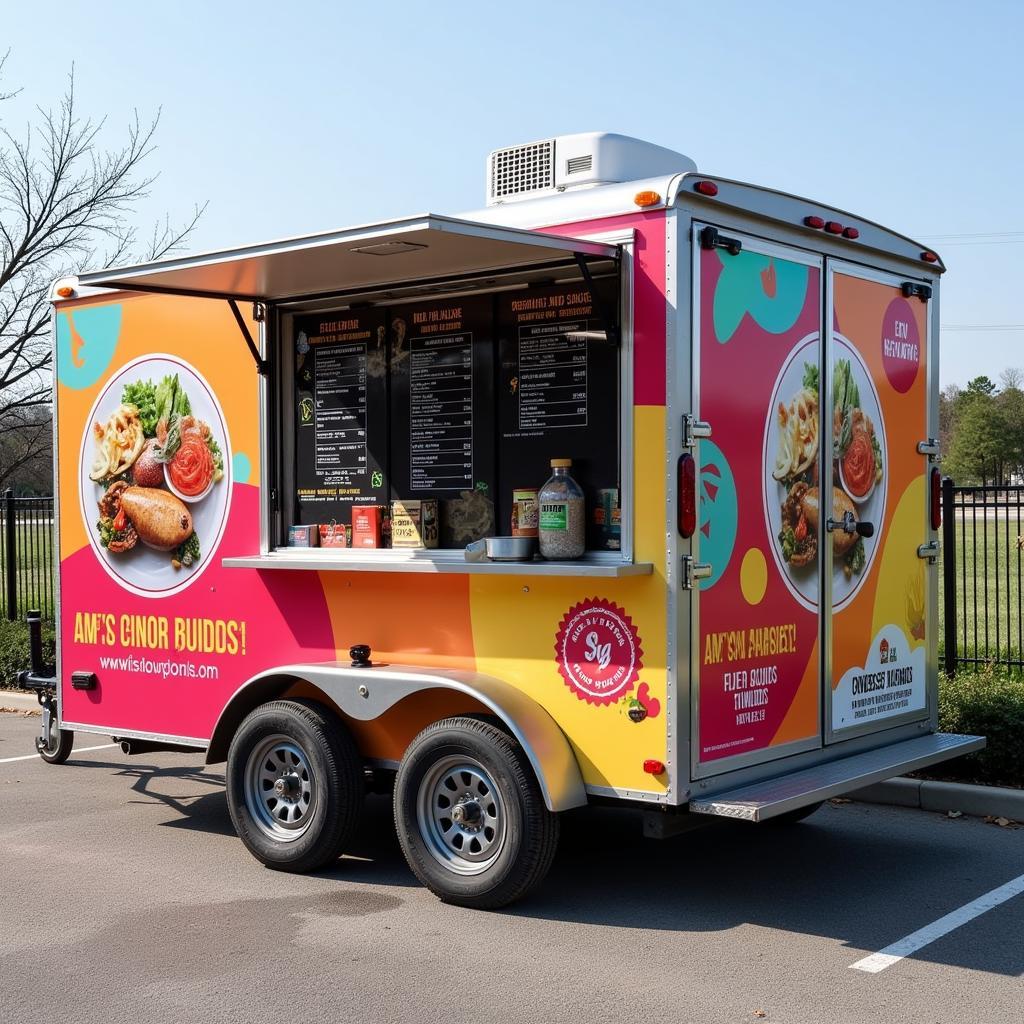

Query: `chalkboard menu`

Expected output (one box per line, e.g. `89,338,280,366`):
496,280,619,543
294,309,388,526
389,297,496,545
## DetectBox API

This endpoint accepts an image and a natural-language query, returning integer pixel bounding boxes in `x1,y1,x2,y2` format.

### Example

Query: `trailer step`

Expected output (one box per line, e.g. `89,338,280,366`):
689,733,985,822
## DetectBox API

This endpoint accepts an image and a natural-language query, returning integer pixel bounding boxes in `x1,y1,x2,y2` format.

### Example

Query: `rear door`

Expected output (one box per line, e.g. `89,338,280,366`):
692,227,824,775
825,263,932,739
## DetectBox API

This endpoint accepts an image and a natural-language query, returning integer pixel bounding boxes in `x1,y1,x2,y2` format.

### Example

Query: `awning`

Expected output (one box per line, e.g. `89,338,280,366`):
77,214,619,303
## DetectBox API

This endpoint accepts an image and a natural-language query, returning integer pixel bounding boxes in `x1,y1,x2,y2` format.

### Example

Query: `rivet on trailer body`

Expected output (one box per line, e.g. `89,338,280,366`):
522,586,530,593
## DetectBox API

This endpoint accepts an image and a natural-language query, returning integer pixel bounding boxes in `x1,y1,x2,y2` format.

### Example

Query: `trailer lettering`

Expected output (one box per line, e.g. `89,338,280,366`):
120,614,169,650
174,617,245,656
704,632,725,664
74,611,115,646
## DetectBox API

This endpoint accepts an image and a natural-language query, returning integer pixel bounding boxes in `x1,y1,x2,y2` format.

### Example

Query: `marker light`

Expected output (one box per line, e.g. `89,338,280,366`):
678,454,696,538
634,190,662,207
55,285,75,298
931,468,942,530
804,215,825,229
643,759,666,775
824,221,844,234
694,180,718,196
842,226,860,239
921,251,939,263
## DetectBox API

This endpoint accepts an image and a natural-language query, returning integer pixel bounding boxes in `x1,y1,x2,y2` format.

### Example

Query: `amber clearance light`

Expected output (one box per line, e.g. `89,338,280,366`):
55,285,75,298
634,190,662,207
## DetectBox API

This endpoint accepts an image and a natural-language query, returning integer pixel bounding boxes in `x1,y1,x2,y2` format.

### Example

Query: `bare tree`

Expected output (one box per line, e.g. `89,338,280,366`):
999,367,1023,391
0,53,205,490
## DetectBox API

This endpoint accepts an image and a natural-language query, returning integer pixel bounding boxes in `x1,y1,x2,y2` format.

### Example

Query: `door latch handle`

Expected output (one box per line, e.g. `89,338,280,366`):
683,557,713,589
826,511,874,538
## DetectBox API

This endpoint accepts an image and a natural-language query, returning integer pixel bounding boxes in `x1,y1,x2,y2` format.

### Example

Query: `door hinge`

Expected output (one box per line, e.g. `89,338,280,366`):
682,414,712,448
699,225,742,256
682,556,712,590
901,281,932,302
917,438,941,462
917,540,940,563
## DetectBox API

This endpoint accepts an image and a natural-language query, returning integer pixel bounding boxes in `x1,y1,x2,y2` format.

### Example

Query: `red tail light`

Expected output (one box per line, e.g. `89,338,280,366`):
825,221,844,234
678,454,696,538
694,180,718,196
804,215,825,229
843,226,860,239
921,251,939,263
930,468,942,530
643,759,666,775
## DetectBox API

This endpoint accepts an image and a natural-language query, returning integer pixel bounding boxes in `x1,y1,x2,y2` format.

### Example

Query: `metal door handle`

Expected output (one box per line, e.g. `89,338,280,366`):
826,511,874,538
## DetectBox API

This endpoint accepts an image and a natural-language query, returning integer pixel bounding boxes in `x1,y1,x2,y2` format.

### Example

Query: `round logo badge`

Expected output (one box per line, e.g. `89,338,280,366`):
554,599,643,705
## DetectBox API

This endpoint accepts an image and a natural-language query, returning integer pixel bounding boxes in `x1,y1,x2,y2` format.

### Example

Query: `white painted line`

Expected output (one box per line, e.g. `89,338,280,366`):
850,874,1024,973
0,743,116,765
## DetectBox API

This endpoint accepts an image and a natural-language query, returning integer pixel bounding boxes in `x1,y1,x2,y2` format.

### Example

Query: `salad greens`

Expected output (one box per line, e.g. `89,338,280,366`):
121,380,159,436
120,373,191,439
834,358,861,455
802,363,819,393
155,373,192,425
174,531,201,569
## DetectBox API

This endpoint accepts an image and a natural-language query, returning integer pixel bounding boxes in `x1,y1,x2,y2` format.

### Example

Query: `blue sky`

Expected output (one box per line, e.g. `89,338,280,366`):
3,1,1021,387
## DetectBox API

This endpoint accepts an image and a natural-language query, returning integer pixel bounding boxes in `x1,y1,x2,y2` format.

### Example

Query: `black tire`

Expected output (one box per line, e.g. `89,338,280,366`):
394,716,560,909
36,712,74,765
226,699,364,873
766,800,824,825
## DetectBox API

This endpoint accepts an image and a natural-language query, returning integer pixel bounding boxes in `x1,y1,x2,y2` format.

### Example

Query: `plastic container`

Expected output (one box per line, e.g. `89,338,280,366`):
538,459,585,560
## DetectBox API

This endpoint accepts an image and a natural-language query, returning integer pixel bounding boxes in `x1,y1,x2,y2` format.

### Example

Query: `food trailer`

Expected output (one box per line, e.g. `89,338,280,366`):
23,132,983,908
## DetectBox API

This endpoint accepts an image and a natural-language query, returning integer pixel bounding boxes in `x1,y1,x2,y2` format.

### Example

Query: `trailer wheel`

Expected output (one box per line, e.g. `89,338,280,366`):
36,714,74,765
226,699,364,873
394,717,559,909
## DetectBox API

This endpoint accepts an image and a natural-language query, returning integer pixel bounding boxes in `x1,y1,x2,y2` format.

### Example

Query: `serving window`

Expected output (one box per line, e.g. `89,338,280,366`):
276,267,625,559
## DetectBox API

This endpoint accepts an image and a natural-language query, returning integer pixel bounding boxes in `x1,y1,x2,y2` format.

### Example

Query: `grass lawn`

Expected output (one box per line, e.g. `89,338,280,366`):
941,510,1024,668
0,522,55,621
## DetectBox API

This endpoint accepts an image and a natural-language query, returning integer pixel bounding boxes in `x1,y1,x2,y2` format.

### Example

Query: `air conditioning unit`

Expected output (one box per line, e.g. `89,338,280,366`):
486,132,696,206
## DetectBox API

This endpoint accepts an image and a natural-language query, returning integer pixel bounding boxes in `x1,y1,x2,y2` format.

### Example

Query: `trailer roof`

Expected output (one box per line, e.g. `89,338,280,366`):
76,215,619,303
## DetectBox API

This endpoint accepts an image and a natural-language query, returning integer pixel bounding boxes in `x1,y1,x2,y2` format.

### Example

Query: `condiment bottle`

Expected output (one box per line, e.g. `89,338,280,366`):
538,459,585,560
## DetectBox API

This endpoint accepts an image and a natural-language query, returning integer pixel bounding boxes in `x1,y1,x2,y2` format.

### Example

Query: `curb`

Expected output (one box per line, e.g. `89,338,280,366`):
0,691,40,711
853,777,1024,821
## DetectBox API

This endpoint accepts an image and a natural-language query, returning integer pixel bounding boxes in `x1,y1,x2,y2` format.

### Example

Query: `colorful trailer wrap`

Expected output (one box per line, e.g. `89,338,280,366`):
33,133,981,907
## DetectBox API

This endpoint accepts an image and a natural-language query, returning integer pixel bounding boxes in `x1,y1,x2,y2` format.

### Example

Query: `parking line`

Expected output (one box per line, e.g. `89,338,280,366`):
850,874,1024,973
0,744,116,765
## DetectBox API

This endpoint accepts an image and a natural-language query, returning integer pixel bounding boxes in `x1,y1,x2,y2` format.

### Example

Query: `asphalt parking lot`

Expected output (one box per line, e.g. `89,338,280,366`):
1,708,1021,1024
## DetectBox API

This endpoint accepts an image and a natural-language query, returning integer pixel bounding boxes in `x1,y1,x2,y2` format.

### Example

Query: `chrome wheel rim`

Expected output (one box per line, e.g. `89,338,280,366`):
244,734,317,842
416,755,506,876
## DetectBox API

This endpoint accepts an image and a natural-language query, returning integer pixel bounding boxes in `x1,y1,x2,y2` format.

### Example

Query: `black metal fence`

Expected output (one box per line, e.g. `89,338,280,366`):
1,490,55,622
942,478,1024,675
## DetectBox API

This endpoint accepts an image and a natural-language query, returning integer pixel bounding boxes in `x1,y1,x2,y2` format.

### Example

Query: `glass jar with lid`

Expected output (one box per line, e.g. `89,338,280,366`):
538,458,585,559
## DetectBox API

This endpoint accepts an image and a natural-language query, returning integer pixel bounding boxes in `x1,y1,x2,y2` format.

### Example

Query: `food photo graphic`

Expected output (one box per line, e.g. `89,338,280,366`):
765,335,887,610
79,356,231,596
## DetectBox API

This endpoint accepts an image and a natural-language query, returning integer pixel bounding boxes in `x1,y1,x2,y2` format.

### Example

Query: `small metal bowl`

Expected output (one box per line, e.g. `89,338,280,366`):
485,536,537,562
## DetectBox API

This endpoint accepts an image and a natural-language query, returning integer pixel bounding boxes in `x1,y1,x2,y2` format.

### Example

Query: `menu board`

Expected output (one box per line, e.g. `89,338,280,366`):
389,297,496,545
496,280,619,542
294,309,388,525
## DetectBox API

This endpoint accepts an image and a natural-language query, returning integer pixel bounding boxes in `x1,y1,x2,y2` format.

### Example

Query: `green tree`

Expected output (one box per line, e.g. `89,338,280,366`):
945,392,1004,485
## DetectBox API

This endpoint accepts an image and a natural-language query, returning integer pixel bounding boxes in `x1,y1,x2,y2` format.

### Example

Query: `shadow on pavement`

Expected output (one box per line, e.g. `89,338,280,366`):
52,755,1024,975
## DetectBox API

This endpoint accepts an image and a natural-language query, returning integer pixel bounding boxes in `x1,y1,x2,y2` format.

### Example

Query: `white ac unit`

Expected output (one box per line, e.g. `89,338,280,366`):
486,132,696,206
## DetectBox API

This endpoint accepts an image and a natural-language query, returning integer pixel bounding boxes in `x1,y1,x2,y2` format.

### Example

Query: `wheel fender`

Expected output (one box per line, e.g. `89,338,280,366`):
208,663,587,812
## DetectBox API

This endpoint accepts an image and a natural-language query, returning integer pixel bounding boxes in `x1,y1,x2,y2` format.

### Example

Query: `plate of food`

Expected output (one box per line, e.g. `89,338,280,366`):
762,334,886,611
79,356,231,597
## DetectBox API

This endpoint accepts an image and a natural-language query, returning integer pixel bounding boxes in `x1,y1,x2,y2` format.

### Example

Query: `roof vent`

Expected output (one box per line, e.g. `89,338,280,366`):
566,154,593,176
486,132,696,206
